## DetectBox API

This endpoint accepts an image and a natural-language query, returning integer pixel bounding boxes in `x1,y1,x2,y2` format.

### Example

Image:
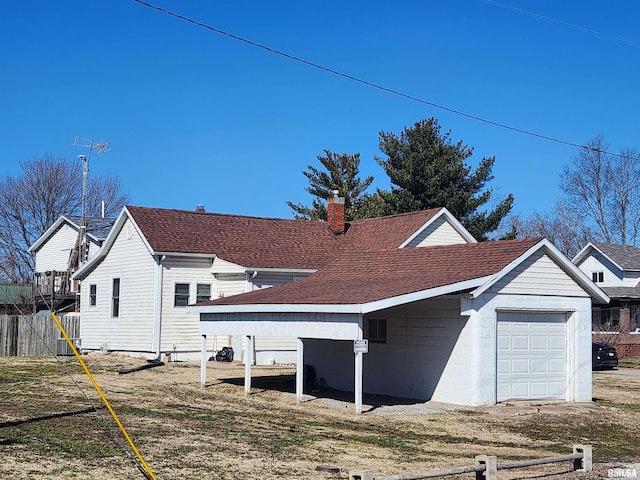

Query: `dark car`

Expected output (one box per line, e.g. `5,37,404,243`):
592,342,618,370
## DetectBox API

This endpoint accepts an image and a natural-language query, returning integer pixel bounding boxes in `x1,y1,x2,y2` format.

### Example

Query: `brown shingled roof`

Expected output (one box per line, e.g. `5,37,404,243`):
197,237,542,306
126,205,442,270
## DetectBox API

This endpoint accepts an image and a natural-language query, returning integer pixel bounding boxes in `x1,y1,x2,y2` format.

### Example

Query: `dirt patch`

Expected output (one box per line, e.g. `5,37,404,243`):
1,355,639,479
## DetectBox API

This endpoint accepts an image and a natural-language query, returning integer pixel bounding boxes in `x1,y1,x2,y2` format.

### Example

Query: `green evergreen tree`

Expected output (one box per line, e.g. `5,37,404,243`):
286,150,374,221
375,118,514,241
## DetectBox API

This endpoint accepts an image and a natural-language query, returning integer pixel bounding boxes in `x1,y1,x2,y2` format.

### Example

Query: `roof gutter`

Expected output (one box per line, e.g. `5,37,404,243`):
187,277,491,316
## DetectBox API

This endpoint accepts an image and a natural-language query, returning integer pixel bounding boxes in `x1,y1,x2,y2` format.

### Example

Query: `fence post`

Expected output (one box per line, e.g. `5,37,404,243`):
349,470,374,480
573,445,592,472
475,455,497,480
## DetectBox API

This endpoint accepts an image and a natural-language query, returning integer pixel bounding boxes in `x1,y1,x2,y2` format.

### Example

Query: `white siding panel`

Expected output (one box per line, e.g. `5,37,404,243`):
576,254,624,287
405,216,468,248
254,336,297,349
35,223,78,272
493,250,588,297
200,312,361,339
250,272,314,363
160,257,216,360
80,219,156,354
303,297,475,403
217,273,248,298
210,258,245,274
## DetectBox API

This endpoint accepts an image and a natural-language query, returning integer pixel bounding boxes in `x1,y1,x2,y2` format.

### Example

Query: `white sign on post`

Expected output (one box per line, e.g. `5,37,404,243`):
354,339,368,353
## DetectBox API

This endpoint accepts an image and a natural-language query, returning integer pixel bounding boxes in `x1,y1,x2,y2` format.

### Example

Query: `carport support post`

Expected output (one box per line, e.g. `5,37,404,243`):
200,334,207,387
296,338,304,403
244,335,253,396
355,350,363,414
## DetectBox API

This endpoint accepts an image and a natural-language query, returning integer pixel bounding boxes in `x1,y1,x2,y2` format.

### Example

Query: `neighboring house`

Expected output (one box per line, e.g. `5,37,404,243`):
28,215,115,311
573,242,640,356
189,203,607,411
72,200,472,363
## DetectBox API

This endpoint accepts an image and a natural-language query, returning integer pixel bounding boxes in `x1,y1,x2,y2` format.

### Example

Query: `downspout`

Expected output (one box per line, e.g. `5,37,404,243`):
152,255,165,360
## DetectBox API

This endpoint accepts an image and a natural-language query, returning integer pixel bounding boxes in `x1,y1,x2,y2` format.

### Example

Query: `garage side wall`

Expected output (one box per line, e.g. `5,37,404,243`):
304,297,475,403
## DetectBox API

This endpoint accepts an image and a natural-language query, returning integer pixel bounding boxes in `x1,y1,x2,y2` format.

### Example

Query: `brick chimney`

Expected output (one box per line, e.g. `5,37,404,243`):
327,191,345,234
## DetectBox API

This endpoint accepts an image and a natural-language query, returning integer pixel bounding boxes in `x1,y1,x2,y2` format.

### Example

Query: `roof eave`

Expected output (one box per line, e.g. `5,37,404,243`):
188,277,491,316
28,215,75,253
473,239,610,304
398,207,477,248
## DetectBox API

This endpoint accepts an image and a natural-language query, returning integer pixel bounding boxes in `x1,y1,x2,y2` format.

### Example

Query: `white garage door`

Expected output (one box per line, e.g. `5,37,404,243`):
497,312,566,402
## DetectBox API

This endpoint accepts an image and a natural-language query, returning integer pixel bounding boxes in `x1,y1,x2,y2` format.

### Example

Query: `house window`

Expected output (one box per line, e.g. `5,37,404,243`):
592,271,604,283
196,284,211,303
89,284,97,307
174,283,190,307
112,278,120,318
368,318,387,343
592,307,619,332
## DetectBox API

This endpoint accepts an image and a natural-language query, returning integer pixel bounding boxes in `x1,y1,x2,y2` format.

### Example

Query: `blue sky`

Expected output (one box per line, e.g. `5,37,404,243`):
1,1,638,220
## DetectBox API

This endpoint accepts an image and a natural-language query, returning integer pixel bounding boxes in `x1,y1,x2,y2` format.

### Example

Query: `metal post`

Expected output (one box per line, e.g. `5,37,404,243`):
296,338,304,403
244,335,253,396
200,335,207,387
355,350,363,414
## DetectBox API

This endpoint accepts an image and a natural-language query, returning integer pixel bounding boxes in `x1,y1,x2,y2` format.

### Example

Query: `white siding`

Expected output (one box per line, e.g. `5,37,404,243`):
405,216,469,248
492,250,589,297
250,272,310,362
304,297,474,403
34,223,78,272
87,240,102,260
200,312,361,339
210,257,244,274
80,218,157,355
160,256,218,360
211,272,305,364
216,273,248,298
576,253,626,287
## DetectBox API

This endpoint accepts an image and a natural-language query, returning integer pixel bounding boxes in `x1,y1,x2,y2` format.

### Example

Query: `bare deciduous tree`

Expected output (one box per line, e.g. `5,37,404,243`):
510,200,591,258
561,134,640,246
0,154,129,282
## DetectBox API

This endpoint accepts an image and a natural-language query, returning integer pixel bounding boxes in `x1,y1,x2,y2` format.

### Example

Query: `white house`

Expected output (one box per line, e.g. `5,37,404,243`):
191,213,608,412
71,200,474,363
29,215,115,311
573,241,640,355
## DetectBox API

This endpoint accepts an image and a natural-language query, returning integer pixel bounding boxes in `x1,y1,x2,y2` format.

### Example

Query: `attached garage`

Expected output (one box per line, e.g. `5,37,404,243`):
497,312,567,402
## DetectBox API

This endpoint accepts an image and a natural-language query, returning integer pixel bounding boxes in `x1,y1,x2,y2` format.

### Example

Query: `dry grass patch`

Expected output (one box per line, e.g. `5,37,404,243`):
1,355,639,479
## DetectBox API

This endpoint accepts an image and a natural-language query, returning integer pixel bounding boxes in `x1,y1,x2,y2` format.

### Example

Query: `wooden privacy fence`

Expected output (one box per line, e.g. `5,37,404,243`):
350,445,592,480
0,314,80,357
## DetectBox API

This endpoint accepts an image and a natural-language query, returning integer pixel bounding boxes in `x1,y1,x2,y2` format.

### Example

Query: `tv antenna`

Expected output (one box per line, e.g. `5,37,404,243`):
68,137,111,271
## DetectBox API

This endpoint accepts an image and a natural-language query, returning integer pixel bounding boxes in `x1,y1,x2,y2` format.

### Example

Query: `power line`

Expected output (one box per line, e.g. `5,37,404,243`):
483,0,640,49
131,0,638,161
